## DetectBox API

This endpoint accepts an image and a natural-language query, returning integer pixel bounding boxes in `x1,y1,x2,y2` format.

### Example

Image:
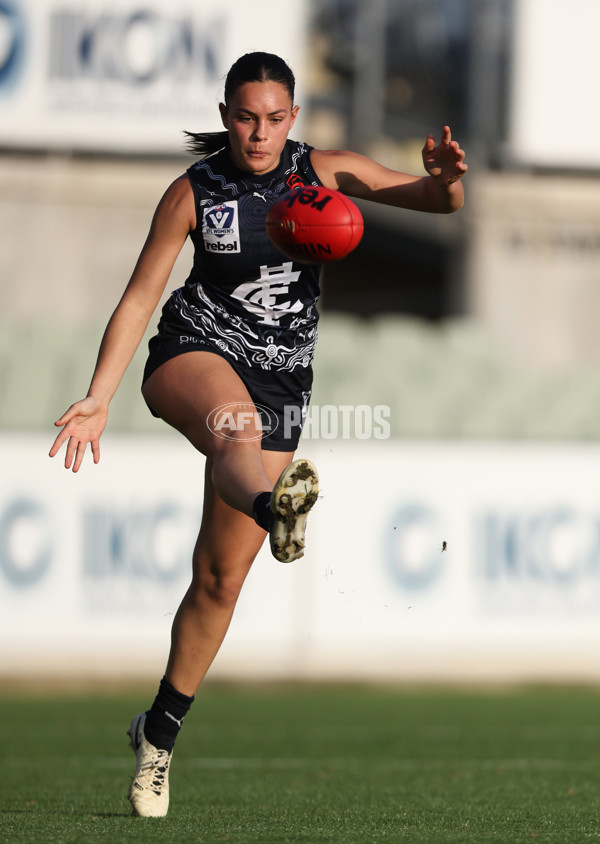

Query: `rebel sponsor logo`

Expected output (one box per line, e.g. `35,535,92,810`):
202,201,240,253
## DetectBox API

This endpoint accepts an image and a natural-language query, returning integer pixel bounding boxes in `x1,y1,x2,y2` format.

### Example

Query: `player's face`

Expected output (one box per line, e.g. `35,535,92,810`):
220,81,299,176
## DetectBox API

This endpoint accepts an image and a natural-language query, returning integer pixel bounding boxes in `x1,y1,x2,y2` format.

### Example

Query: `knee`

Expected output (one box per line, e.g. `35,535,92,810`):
193,560,253,609
207,571,247,608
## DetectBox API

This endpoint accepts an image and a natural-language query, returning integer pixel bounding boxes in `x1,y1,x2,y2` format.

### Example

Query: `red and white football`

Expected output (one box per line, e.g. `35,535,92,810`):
266,186,364,264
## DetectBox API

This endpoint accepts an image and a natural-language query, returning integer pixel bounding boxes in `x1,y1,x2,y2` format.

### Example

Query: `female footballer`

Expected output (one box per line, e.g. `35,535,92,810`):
49,51,467,816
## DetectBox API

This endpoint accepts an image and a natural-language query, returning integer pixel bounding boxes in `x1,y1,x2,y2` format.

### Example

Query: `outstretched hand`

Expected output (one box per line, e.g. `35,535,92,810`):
49,396,108,472
422,126,468,186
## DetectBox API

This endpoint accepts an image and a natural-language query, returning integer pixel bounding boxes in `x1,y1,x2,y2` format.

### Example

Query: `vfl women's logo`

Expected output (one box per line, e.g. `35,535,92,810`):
202,201,240,253
232,262,303,326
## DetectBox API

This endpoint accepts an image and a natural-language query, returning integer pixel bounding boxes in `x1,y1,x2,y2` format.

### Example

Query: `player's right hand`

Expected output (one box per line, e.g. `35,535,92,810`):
49,396,108,473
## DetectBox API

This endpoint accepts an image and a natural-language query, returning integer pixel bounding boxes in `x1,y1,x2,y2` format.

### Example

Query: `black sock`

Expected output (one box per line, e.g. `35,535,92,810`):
144,676,194,752
253,491,273,532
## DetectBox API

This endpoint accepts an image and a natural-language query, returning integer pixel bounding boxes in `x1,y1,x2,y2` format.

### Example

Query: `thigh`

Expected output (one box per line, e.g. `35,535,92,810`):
142,350,261,458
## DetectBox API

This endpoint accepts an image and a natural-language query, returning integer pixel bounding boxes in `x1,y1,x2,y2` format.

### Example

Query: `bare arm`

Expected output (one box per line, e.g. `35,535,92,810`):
311,126,467,213
49,175,195,472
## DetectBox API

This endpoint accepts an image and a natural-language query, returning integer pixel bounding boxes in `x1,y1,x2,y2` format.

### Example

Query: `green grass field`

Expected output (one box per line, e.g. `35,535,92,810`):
2,684,600,843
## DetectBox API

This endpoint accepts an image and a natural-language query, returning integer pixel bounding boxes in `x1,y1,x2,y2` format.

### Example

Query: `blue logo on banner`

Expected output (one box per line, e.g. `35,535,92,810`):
0,499,53,588
0,0,26,96
83,504,191,584
47,9,222,86
479,508,600,584
385,504,445,590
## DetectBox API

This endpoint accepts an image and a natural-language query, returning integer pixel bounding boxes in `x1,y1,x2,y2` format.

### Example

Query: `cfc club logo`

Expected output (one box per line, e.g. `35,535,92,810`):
232,262,303,326
202,201,241,253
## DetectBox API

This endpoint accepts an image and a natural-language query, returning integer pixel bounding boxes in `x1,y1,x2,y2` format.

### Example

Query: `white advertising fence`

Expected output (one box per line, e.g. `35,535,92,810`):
1,435,600,683
509,0,600,169
0,0,308,154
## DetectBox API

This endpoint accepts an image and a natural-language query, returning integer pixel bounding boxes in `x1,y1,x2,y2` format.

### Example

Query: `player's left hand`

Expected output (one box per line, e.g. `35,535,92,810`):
422,126,468,186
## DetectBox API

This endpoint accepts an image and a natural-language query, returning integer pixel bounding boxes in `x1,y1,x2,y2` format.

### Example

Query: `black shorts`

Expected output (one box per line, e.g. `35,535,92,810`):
142,325,313,452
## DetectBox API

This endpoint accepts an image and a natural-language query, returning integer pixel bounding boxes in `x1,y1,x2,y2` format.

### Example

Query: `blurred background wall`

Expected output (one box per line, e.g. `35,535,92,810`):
2,0,600,683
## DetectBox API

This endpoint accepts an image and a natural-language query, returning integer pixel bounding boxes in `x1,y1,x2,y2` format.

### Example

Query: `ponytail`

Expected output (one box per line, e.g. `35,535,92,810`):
183,130,229,158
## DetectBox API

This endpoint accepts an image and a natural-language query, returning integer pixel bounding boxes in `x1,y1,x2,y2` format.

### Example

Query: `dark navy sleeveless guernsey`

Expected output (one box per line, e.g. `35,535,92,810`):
142,139,324,451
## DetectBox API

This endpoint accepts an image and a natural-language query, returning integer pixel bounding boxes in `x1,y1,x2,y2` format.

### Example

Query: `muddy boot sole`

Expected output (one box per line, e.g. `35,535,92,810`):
269,459,319,562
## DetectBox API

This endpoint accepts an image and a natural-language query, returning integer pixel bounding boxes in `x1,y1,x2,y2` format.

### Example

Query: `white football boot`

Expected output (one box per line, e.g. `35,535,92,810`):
270,458,319,562
127,712,172,817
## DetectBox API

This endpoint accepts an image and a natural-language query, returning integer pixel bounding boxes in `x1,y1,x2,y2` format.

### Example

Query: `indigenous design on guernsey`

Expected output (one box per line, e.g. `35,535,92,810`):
171,286,318,371
163,140,323,372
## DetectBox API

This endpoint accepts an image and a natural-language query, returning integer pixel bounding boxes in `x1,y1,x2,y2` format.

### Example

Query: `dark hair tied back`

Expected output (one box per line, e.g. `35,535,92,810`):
184,51,295,158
